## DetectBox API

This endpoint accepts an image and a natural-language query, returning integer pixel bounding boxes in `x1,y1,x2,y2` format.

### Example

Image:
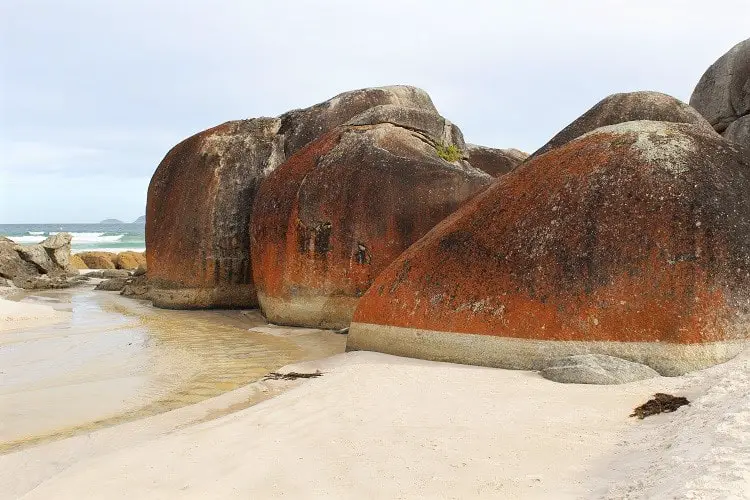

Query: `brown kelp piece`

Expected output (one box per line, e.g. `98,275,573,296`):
630,393,690,419
263,370,323,381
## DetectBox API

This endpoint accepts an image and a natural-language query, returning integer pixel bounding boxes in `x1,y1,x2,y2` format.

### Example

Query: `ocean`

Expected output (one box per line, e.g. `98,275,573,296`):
0,223,146,254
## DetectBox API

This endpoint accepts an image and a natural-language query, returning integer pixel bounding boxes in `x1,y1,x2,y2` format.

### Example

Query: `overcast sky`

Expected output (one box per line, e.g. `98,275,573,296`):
1,1,748,223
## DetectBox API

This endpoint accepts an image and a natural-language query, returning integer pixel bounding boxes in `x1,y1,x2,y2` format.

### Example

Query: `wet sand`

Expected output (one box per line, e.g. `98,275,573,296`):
0,285,346,452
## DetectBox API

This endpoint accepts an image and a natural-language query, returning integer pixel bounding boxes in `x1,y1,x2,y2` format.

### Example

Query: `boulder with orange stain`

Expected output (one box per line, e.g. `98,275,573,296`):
530,91,717,160
146,86,444,309
348,120,750,375
251,115,492,328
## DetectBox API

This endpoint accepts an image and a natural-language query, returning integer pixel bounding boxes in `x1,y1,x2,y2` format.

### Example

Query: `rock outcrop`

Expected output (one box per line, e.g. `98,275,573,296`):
114,251,146,270
0,239,37,281
40,233,73,270
145,86,498,312
146,86,444,309
530,91,716,159
251,109,491,328
95,277,129,291
0,233,81,289
690,38,750,148
70,254,87,269
465,145,528,177
348,120,750,376
14,244,58,274
540,354,660,385
77,252,117,270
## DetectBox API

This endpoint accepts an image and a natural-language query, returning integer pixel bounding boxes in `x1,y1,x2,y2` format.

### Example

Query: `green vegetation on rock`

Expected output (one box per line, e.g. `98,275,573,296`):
436,143,462,162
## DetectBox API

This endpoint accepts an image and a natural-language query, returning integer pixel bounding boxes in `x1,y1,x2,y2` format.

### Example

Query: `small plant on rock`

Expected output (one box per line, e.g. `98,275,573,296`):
436,143,462,162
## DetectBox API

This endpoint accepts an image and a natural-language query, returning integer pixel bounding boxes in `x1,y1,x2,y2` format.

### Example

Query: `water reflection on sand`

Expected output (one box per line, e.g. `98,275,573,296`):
0,287,346,452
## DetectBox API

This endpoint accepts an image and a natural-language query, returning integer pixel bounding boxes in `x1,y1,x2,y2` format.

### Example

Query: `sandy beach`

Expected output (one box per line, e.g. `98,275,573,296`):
2,340,747,499
0,295,71,333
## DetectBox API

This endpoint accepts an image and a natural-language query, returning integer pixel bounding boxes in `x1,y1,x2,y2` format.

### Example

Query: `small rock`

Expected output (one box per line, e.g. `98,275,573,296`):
95,277,129,291
540,354,660,385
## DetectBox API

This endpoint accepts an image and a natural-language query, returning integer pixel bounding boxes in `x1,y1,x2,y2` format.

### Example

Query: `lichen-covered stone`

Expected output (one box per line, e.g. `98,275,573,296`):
531,91,716,159
146,86,441,309
115,251,146,270
69,254,88,269
77,251,117,270
348,121,750,376
251,121,491,329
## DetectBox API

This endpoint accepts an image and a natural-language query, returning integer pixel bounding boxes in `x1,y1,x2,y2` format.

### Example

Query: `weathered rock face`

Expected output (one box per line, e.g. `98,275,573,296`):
531,91,717,159
725,115,750,145
0,233,82,289
40,233,73,270
690,38,750,136
251,119,492,329
146,86,441,309
540,354,660,385
14,244,58,274
348,121,750,376
0,239,37,280
465,144,528,177
146,118,281,309
78,251,116,270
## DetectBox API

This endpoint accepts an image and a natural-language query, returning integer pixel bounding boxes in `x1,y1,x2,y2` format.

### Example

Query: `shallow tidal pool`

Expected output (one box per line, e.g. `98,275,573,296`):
0,286,346,452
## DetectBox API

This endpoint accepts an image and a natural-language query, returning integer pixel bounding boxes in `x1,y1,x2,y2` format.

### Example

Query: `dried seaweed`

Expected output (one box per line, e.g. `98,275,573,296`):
630,393,690,419
263,370,323,381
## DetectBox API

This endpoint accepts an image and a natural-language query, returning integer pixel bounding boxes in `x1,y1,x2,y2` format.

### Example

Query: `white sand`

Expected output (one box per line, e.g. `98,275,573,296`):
2,347,747,499
0,297,70,333
597,349,750,499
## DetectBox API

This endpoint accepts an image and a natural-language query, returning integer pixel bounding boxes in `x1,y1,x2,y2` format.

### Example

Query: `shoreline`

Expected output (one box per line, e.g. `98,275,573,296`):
0,285,346,455
3,346,746,499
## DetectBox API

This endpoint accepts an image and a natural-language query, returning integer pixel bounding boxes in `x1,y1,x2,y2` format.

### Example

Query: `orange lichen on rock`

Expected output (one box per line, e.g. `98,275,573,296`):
349,121,750,374
251,124,492,328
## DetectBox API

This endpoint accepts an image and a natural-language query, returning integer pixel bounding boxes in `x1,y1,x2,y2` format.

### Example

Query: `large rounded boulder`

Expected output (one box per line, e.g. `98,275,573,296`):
531,91,716,159
348,121,750,376
690,38,750,147
146,86,442,309
251,110,492,329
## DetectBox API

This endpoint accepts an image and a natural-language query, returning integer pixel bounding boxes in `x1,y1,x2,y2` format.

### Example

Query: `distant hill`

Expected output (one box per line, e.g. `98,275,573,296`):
132,215,146,224
100,218,124,224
